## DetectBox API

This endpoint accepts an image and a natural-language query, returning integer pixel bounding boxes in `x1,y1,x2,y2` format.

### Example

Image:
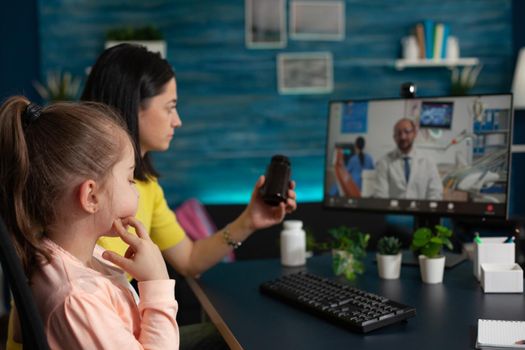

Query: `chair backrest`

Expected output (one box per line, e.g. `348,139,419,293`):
175,198,235,262
0,217,49,350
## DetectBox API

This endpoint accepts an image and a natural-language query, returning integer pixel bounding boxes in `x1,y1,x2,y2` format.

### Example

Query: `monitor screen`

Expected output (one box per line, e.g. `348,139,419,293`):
324,94,513,218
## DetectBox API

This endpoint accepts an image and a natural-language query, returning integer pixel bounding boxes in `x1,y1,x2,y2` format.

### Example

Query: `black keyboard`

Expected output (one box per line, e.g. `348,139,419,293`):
259,272,416,333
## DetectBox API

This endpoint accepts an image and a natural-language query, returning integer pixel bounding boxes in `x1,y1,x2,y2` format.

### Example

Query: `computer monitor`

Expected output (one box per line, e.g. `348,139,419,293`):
324,94,513,219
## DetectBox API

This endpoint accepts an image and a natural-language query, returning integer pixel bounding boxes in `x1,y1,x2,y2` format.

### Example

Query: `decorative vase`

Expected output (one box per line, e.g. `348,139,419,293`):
418,255,446,284
446,36,460,60
332,249,364,281
402,35,419,60
376,252,402,279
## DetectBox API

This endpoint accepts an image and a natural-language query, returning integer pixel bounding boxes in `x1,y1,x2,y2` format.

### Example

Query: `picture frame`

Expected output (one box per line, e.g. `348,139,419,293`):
290,1,345,41
245,0,287,49
277,52,333,94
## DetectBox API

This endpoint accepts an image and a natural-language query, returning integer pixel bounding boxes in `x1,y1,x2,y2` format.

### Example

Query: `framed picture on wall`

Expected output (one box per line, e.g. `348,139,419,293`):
290,1,345,41
277,52,333,94
245,0,286,49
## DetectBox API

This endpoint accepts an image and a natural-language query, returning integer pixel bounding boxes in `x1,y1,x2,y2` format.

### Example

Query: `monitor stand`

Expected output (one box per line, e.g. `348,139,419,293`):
403,214,467,269
413,214,440,231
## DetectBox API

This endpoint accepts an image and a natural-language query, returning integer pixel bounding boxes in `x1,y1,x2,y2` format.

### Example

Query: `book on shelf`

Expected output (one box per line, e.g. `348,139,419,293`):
441,23,450,58
423,19,434,59
433,23,444,59
414,23,425,59
412,20,450,61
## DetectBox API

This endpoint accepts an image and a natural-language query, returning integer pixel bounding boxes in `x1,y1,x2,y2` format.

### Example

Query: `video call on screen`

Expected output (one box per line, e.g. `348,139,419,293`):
324,94,513,217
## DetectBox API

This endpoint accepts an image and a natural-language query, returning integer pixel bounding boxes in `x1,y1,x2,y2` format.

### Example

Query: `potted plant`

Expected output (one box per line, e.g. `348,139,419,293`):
105,25,166,58
33,70,83,104
376,236,402,280
450,65,482,96
411,225,453,284
325,226,370,281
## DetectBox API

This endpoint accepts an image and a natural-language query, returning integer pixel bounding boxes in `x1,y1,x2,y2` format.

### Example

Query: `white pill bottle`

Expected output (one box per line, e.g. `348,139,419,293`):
280,220,306,267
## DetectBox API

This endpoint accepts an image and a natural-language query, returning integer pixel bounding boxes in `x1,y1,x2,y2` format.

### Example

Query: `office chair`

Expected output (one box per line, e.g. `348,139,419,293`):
0,217,49,350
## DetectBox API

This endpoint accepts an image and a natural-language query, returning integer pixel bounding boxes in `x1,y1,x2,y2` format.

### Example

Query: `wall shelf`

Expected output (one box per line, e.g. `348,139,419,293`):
473,129,509,134
394,57,479,70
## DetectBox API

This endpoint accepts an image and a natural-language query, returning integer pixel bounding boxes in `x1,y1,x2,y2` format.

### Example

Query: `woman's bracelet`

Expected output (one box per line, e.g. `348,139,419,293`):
222,226,242,249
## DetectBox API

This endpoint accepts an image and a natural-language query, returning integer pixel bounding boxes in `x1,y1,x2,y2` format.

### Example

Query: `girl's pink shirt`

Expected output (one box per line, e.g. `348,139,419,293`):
30,238,179,349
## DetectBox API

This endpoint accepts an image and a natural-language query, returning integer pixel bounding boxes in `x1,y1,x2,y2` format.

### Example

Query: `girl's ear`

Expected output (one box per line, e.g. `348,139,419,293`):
79,179,100,214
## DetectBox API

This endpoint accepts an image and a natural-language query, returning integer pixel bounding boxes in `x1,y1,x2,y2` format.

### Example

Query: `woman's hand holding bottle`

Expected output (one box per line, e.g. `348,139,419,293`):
241,175,297,232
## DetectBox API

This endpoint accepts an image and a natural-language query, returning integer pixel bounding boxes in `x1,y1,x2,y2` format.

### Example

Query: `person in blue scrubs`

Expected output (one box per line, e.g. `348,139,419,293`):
346,136,374,191
329,136,374,197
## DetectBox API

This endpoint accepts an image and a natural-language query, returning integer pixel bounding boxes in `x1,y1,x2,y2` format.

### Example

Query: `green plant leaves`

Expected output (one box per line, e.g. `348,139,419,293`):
430,237,443,244
33,70,82,103
442,237,453,251
421,242,441,258
411,227,432,248
450,66,483,96
410,225,454,258
377,236,402,255
329,226,370,281
435,225,453,237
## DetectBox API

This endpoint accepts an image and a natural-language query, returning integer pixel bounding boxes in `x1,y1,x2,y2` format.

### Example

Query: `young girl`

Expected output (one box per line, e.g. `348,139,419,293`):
0,96,179,349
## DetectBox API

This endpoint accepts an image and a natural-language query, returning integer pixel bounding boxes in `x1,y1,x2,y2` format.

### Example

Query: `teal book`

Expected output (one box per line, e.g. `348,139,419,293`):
423,19,435,59
441,23,450,59
433,23,444,59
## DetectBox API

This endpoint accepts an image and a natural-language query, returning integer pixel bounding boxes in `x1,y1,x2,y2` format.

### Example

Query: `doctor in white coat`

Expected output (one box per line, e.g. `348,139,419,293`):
374,118,443,200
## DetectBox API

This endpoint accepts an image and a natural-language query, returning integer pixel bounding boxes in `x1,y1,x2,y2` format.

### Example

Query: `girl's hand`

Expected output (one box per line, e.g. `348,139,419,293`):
102,217,169,282
242,175,297,231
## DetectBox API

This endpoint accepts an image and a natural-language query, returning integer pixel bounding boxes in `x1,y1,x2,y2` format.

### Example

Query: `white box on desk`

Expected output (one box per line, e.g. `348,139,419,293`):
473,237,515,281
480,263,523,293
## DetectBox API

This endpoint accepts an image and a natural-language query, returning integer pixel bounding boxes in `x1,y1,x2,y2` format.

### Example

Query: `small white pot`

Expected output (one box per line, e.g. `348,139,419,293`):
418,255,446,284
376,252,402,279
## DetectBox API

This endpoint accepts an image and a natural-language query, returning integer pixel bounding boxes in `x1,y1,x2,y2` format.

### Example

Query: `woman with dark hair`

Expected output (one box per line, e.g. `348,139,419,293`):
82,44,173,183
81,43,297,349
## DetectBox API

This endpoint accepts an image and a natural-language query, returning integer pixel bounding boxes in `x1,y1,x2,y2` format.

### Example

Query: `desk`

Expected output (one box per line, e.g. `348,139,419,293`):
187,254,525,350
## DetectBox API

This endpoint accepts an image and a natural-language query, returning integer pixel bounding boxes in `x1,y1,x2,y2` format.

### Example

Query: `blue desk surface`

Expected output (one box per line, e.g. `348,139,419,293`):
189,254,525,350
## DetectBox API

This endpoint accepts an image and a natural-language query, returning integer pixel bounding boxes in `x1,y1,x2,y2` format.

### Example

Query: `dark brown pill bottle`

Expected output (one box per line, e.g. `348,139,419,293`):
259,155,291,206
